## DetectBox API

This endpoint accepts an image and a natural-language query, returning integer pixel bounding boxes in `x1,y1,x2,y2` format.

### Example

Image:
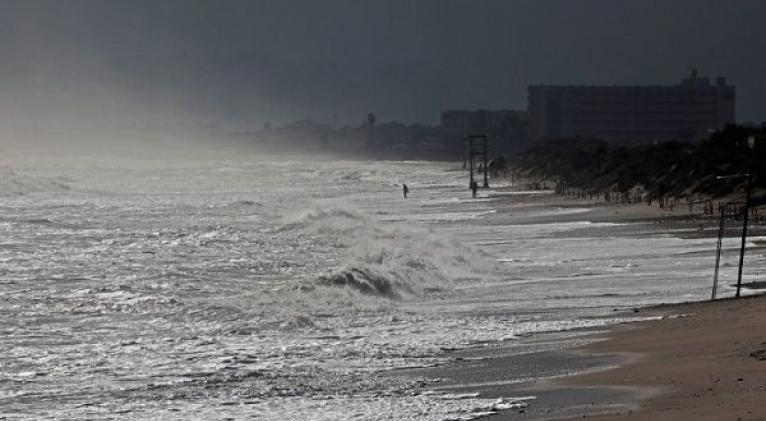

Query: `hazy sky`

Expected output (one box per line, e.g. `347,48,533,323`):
1,0,765,127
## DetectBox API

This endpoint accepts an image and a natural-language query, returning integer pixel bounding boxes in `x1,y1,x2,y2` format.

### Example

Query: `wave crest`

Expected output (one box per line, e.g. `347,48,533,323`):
288,203,501,302
315,267,413,299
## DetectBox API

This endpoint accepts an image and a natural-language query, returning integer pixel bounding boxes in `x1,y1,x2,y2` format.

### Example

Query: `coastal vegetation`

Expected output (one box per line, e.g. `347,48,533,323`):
513,124,765,203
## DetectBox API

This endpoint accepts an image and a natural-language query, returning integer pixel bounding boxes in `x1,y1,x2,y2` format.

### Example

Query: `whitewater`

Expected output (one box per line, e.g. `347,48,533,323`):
0,152,751,420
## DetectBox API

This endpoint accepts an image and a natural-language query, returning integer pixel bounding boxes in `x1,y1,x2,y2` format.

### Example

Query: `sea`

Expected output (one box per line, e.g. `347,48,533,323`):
1,151,759,420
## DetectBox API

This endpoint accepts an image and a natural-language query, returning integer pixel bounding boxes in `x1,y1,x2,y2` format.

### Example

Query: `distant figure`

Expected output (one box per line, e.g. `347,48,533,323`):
402,183,409,199
470,180,478,198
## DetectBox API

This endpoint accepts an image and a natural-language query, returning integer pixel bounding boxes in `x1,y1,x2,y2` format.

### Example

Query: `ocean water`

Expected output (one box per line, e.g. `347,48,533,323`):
0,153,761,420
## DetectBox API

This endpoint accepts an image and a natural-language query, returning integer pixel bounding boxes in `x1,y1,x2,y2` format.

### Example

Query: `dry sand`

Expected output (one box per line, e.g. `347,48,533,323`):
558,295,766,420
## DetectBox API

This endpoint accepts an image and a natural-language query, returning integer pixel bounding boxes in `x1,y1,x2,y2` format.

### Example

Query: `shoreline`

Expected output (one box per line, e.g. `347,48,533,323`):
553,293,766,420
392,189,766,420
397,296,766,421
390,322,650,420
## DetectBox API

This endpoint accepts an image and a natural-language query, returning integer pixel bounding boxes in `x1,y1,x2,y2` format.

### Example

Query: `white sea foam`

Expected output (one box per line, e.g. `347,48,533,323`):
1,156,758,420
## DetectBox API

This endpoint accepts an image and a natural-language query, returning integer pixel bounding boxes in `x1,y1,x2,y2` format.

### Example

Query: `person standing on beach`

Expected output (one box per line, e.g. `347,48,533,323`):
470,180,478,198
402,183,409,199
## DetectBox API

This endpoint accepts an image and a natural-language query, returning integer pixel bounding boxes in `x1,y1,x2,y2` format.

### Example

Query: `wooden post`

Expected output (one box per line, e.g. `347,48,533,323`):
735,174,753,298
712,203,726,300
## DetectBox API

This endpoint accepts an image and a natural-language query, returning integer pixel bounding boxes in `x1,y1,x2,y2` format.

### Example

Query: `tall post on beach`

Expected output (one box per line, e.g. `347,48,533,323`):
716,132,758,298
735,173,753,298
733,135,759,297
712,203,727,300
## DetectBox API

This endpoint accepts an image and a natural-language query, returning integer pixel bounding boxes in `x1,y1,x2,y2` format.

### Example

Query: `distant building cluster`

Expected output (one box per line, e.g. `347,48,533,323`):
255,71,738,155
440,110,527,134
528,71,736,143
443,70,736,148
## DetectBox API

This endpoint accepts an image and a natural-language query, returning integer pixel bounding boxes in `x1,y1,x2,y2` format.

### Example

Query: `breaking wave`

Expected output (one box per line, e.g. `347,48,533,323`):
277,206,366,234
313,267,414,299
283,202,502,301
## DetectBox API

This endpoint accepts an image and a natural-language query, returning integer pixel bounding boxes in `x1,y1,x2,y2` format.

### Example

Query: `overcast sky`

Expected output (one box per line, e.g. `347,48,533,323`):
1,0,765,126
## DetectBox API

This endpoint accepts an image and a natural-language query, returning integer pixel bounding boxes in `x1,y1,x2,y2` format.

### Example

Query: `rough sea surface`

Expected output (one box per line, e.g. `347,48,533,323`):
1,152,761,419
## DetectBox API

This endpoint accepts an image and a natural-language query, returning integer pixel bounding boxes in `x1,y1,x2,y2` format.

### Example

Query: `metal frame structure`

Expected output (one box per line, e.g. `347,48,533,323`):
466,134,489,189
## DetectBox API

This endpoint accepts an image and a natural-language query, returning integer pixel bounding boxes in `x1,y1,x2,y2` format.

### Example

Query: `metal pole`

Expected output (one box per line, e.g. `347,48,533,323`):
735,173,753,298
712,203,726,300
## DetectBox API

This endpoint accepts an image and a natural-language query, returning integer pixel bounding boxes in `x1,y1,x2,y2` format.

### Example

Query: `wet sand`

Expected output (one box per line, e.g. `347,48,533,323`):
555,295,766,420
395,330,644,420
411,290,766,421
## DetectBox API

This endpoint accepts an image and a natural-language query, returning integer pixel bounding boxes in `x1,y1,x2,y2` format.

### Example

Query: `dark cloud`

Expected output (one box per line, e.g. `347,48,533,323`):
1,0,764,127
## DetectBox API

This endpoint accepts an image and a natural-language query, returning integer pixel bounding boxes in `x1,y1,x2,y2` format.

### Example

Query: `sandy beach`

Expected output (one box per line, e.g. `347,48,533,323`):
511,197,766,420
407,284,766,421
511,195,766,420
555,295,766,420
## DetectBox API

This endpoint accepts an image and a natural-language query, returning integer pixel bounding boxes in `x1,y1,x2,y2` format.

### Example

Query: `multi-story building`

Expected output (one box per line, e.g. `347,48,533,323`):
528,71,736,143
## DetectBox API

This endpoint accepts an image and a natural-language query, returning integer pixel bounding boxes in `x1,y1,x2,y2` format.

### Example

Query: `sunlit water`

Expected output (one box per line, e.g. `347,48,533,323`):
1,154,761,419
